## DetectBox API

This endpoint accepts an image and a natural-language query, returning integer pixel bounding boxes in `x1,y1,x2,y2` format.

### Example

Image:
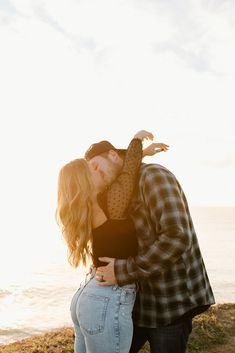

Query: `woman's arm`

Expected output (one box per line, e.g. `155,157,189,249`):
121,130,153,175
106,130,153,219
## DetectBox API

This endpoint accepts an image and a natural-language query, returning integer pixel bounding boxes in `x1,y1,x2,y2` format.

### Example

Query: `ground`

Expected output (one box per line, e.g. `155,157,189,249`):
0,304,234,353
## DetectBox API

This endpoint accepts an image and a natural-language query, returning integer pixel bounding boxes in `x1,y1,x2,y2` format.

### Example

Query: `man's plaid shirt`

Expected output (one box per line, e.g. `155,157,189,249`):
114,163,215,327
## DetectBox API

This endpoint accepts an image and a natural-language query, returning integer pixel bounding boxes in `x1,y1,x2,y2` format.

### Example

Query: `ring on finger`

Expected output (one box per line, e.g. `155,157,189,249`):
96,274,104,282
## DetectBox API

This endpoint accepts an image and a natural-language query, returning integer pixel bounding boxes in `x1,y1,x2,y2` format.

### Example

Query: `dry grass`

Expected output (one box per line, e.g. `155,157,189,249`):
187,303,235,353
0,304,235,353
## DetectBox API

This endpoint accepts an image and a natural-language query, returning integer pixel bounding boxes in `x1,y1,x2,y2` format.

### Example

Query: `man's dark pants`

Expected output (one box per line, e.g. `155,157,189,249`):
129,317,192,353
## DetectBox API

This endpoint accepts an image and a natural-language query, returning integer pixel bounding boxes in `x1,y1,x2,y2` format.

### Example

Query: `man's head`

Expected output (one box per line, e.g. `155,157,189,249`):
85,141,125,186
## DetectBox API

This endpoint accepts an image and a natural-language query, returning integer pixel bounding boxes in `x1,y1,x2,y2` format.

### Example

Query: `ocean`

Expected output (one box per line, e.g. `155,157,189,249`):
0,207,234,345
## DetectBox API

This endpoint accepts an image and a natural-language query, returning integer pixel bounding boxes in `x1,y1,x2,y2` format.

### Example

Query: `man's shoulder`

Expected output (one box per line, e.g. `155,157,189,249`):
140,163,174,177
138,163,179,189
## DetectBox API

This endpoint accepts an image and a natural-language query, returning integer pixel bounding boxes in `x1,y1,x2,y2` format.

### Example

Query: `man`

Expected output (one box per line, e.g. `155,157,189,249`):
85,139,215,353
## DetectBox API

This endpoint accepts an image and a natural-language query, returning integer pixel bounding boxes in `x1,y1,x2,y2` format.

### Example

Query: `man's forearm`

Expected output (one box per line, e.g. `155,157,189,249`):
114,227,191,286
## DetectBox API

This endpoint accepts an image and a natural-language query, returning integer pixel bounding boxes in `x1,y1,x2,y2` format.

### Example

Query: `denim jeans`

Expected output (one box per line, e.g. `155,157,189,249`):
129,317,193,353
70,273,136,353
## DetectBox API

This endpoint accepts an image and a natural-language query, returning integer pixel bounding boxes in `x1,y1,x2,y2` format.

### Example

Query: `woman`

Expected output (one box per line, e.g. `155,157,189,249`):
56,131,169,353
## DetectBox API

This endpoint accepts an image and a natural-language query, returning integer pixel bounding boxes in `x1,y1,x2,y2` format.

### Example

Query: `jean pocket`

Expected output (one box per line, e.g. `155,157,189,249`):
78,293,110,335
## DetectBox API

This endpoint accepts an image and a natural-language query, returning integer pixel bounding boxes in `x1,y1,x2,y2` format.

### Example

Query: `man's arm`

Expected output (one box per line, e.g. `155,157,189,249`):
114,166,193,286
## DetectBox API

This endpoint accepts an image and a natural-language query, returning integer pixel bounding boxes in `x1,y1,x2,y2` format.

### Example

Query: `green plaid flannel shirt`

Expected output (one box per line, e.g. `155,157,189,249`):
114,163,215,327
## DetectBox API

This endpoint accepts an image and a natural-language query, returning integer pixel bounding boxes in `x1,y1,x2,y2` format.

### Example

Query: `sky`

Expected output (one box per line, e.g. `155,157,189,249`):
0,0,235,271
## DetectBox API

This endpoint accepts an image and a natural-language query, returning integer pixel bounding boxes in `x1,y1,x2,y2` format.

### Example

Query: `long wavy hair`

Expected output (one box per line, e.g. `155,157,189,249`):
56,158,93,268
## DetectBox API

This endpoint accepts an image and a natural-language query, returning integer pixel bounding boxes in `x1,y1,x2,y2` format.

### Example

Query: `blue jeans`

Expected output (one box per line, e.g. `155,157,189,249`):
70,274,136,353
129,318,192,353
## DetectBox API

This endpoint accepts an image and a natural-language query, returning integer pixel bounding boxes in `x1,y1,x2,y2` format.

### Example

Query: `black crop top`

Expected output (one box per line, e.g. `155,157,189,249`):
92,138,142,267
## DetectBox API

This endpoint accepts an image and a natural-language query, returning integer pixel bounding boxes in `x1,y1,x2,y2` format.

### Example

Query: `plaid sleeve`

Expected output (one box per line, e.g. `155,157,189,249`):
114,166,193,286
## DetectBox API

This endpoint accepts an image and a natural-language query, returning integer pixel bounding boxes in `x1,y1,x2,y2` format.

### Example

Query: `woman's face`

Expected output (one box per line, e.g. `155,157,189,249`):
87,160,107,193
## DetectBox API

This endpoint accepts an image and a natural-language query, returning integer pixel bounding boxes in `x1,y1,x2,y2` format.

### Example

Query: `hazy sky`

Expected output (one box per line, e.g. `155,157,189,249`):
0,0,235,270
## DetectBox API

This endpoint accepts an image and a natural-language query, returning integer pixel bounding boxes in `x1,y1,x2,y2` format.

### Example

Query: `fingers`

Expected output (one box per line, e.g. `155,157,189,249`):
154,148,168,154
96,273,104,281
152,143,169,152
146,131,154,140
134,130,154,141
97,281,113,286
142,131,154,141
96,269,104,277
155,143,169,149
95,271,107,283
98,257,113,263
95,272,115,286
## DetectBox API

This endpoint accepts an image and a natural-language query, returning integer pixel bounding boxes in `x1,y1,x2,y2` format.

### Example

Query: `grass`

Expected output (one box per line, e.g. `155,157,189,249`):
1,304,235,353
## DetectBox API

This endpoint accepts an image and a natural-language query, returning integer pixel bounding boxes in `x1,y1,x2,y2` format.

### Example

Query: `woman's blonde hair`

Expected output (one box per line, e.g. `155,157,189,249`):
56,158,93,267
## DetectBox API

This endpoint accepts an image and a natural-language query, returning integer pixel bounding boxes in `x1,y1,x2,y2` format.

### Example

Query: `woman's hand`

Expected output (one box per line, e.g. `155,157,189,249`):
143,143,169,157
134,130,154,142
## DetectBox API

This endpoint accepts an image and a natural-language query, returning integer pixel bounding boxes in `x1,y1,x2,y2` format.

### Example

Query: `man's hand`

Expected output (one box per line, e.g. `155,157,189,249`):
96,257,117,286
